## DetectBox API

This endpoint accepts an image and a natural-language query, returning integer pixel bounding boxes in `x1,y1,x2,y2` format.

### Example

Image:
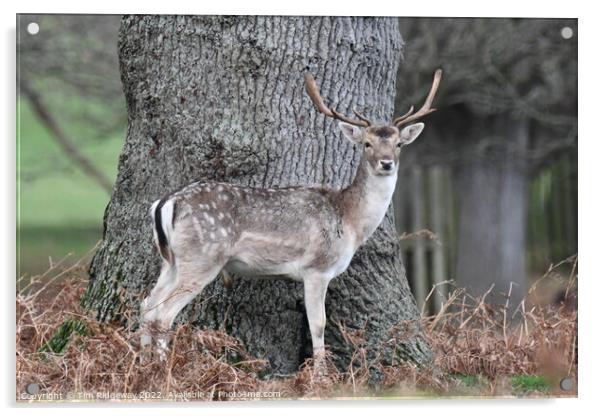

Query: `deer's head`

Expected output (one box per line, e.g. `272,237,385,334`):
304,69,442,177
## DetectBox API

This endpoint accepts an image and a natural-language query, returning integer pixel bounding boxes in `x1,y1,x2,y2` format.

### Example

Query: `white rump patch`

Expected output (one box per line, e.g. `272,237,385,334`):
161,199,175,243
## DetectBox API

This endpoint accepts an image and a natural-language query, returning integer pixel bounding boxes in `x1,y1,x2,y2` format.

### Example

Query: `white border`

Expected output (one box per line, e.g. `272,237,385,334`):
2,1,599,415
3,0,584,17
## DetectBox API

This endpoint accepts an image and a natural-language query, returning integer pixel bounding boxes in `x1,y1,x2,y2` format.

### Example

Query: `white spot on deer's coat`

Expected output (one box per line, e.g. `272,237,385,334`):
191,216,204,240
202,212,215,225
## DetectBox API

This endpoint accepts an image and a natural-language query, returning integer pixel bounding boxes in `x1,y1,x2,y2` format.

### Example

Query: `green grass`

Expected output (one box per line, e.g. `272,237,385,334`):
17,96,124,277
455,374,480,388
509,375,552,394
451,374,555,396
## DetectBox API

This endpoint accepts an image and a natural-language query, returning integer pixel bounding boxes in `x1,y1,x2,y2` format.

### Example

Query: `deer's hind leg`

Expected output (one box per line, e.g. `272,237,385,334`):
141,254,225,360
140,259,176,351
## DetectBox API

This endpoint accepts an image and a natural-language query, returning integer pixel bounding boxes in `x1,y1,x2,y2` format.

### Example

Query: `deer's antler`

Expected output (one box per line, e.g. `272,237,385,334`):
394,69,442,128
304,73,372,127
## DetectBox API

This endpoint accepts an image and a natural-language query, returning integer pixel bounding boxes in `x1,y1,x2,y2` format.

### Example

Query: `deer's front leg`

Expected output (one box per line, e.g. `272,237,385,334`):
303,275,330,362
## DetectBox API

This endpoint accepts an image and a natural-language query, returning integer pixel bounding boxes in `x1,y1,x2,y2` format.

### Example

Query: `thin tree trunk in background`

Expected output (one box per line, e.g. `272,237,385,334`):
429,166,446,309
410,167,427,310
561,155,576,255
82,16,432,376
454,116,529,307
551,161,564,260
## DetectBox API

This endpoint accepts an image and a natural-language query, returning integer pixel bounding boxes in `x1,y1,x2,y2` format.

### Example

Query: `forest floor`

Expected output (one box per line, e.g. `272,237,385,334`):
16,255,577,402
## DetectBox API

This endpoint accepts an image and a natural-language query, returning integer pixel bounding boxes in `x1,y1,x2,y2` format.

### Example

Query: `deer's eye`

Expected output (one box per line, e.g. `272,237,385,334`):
396,142,402,148
364,142,372,148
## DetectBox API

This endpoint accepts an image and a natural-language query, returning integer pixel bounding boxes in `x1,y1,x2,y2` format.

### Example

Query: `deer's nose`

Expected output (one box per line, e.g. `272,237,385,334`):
380,160,394,171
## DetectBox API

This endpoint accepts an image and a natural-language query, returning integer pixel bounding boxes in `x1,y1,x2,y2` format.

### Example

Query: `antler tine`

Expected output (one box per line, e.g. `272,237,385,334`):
352,109,373,126
394,69,442,128
392,105,415,125
304,73,370,128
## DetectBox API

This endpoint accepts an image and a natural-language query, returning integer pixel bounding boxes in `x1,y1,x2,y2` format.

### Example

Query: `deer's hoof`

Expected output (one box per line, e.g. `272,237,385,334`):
156,338,169,362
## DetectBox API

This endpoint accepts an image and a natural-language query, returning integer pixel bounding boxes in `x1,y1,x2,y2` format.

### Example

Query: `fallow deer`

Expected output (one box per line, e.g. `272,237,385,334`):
140,69,443,364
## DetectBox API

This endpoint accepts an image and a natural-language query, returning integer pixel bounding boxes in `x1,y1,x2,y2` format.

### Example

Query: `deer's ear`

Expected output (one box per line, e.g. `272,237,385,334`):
338,122,364,144
399,123,424,145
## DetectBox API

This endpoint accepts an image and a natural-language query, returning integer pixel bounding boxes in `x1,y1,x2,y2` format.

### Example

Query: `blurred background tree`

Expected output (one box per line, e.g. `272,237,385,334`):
393,18,577,309
17,15,124,276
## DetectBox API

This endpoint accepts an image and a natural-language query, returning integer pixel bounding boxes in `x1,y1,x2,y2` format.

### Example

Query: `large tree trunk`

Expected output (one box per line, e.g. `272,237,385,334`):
83,15,432,375
453,115,529,307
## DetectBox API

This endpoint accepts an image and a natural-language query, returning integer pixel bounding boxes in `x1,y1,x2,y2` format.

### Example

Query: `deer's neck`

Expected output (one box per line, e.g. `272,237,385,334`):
340,157,397,246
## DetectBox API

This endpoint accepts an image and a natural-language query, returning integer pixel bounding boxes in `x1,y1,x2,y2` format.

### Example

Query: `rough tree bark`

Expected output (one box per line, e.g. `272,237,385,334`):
453,114,529,307
83,15,432,375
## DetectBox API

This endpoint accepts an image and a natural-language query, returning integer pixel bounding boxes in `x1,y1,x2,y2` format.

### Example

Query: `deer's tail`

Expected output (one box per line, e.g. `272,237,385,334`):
150,197,175,264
